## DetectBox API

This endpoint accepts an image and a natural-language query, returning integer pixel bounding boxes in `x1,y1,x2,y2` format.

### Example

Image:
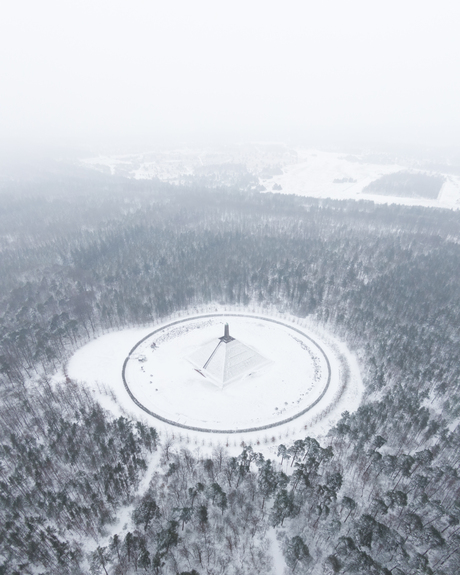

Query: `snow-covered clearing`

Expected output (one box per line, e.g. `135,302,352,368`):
123,315,332,432
261,149,460,209
267,527,286,575
81,146,460,210
67,307,363,453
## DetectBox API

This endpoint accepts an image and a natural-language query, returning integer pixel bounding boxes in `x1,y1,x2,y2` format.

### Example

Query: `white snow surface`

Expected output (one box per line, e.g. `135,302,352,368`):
267,528,286,575
261,149,460,209
81,146,460,210
67,308,363,447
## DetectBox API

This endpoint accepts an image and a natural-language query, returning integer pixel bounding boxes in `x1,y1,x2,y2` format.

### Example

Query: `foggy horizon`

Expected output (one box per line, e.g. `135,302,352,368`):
1,0,460,153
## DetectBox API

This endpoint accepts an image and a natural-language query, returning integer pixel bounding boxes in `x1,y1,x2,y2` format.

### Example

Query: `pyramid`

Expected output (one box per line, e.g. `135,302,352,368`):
188,323,271,386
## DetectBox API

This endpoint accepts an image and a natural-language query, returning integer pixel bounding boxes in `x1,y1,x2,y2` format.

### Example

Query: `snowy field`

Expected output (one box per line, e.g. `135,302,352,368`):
261,149,460,210
81,146,460,210
67,308,363,448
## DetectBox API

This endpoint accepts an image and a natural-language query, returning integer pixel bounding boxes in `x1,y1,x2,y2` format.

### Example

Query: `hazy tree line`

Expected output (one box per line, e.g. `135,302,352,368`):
1,167,460,572
363,172,444,199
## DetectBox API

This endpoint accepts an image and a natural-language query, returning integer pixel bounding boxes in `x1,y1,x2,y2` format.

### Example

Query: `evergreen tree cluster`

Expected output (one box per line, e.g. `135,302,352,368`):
363,172,444,199
92,445,273,575
0,379,158,573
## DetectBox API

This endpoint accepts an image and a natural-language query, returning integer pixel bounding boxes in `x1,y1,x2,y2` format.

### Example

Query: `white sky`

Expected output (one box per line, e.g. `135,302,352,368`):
1,0,459,149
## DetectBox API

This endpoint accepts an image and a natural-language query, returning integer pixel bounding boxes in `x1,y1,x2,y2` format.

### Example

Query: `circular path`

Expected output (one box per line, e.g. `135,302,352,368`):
122,313,336,433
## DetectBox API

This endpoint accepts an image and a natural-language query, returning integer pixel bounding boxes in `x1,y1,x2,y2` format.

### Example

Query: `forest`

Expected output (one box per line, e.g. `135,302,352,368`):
363,172,444,199
1,163,460,574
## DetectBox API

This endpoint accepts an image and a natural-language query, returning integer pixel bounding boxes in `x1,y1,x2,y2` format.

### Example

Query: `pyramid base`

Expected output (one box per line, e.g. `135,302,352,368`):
188,337,272,387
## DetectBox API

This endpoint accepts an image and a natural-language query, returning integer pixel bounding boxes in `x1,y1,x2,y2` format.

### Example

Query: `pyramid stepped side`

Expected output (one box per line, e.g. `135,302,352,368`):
188,338,271,386
188,340,220,369
202,341,227,382
221,340,270,383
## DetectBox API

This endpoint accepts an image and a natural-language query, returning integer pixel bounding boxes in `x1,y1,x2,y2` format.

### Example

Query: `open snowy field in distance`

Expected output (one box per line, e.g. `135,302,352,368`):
82,145,460,210
260,149,460,210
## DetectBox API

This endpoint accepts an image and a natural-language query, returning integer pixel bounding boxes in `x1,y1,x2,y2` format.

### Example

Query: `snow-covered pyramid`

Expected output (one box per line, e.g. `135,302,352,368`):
188,323,271,387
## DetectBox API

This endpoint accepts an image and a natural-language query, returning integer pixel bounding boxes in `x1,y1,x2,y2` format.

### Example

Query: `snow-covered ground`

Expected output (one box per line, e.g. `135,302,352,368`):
123,315,330,431
261,149,460,210
81,145,460,210
67,307,363,449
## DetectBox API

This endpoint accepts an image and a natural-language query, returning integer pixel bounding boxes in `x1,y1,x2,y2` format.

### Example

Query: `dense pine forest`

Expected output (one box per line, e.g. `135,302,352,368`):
1,164,460,574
